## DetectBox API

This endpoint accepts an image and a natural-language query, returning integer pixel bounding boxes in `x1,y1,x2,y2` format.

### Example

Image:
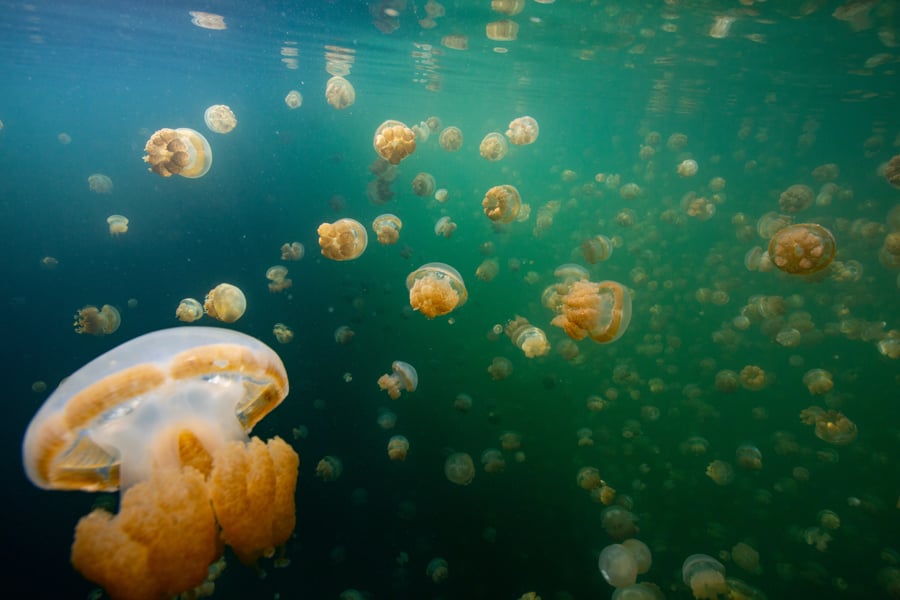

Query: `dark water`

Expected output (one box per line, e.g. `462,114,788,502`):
2,0,900,599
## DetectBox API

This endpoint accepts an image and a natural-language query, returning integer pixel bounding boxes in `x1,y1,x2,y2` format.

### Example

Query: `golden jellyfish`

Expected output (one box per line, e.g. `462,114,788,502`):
739,365,767,390
599,544,639,588
731,543,761,574
427,557,450,583
281,241,304,261
505,315,550,357
682,554,728,600
813,410,858,445
506,115,539,145
479,132,508,161
203,104,237,134
377,361,418,400
486,19,518,41
272,323,293,344
488,356,513,380
768,223,836,275
334,325,355,344
203,283,246,323
454,393,473,412
434,216,457,238
373,120,416,164
284,90,303,109
735,444,763,470
705,460,735,485
387,435,410,461
667,133,688,151
441,34,469,50
106,214,128,236
481,448,505,473
317,218,368,261
803,368,833,395
22,328,296,596
582,235,613,264
325,76,355,109
553,263,590,283
189,11,226,29
88,173,113,194
476,258,499,282
601,506,638,540
406,262,468,318
316,456,343,481
74,304,120,336
778,184,814,214
434,188,449,203
576,466,602,490
492,0,524,15
266,265,292,293
677,159,699,177
372,214,402,245
439,126,462,151
482,184,521,222
551,280,632,343
411,172,436,197
143,128,213,178
175,298,204,323
622,539,652,575
885,154,900,188
444,452,475,485
376,409,397,430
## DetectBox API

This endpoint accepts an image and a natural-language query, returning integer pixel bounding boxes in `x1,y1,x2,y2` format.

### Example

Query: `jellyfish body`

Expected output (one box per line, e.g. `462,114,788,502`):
88,173,113,194
434,216,457,238
204,104,237,134
272,323,294,344
427,557,449,583
373,214,403,245
406,262,468,318
106,215,128,236
768,223,836,275
387,435,410,461
444,452,475,485
204,283,246,323
598,544,638,588
412,172,436,197
284,90,303,109
143,128,213,178
373,120,416,164
677,159,698,177
682,554,728,599
325,76,355,109
377,361,418,399
316,456,343,481
439,126,462,151
318,218,368,260
175,298,204,322
480,132,508,161
281,242,304,261
582,235,613,263
266,265,292,293
505,315,550,357
482,184,521,222
505,116,539,145
551,280,632,343
74,304,121,335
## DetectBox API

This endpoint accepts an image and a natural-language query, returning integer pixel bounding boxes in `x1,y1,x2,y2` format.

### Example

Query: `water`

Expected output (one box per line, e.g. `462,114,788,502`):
2,0,900,598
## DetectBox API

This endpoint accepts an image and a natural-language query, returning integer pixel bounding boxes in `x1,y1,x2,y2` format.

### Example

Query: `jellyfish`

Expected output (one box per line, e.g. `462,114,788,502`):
486,19,518,41
476,258,500,282
677,159,698,177
813,410,858,445
444,452,474,485
325,76,355,109
505,315,550,357
373,120,416,164
735,444,762,470
434,216,457,238
434,188,449,203
74,304,121,335
803,368,833,395
621,539,652,574
598,544,639,588
705,460,735,485
481,448,505,473
387,435,409,461
482,184,521,223
412,172,436,197
284,90,303,109
58,132,71,144
377,409,397,430
106,215,128,236
143,128,213,178
40,256,58,270
204,104,237,134
334,325,355,344
454,393,472,412
266,265,292,293
372,214,402,245
203,283,246,323
581,235,613,264
21,327,297,597
88,173,113,194
576,428,593,447
377,361,418,400
441,34,469,50
730,543,760,574
439,126,463,151
492,0,524,15
317,218,368,261
488,356,513,380
739,365,767,390
272,323,294,344
506,116,539,145
778,184,814,214
479,132,508,161
189,11,226,29
406,262,467,318
601,506,639,540
885,154,900,188
281,242,304,261
426,557,449,583
682,554,728,599
175,298,204,323
551,280,632,343
500,430,522,451
316,456,343,481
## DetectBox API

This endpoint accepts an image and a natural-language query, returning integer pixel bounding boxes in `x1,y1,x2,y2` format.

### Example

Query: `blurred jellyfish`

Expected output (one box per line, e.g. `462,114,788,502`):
406,263,467,318
318,218,368,261
434,216,457,238
576,428,594,447
88,174,113,194
373,120,416,164
884,154,900,188
705,460,734,485
739,365,767,390
377,408,397,430
482,184,521,222
481,448,505,473
803,369,833,395
576,467,601,490
476,258,500,282
377,361,418,400
387,436,410,461
439,126,462,151
601,506,639,540
735,444,762,470
325,76,355,109
677,159,698,177
444,453,474,485
813,410,858,445
281,242,304,261
453,393,473,412
486,19,518,41
582,235,613,264
40,256,58,270
175,298,203,323
373,214,403,245
500,431,521,451
266,265,292,293
599,544,638,588
284,90,303,109
74,304,120,335
272,323,294,344
411,172,436,197
682,554,728,599
316,456,343,481
204,283,246,323
434,188,449,203
488,356,513,380
551,280,632,343
505,315,550,357
189,11,226,29
778,184,814,214
731,543,761,574
479,132,508,161
203,105,237,134
426,557,449,583
334,325,355,344
621,539,652,574
505,116,539,145
106,215,128,236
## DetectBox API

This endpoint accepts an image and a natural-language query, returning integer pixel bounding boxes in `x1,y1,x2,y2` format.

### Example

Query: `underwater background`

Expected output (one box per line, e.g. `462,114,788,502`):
1,0,900,598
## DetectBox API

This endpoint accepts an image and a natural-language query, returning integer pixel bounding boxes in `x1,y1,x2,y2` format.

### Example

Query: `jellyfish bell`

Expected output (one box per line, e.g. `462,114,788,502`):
74,304,121,336
598,544,639,588
175,298,204,323
387,435,410,461
204,283,246,323
505,116,539,145
189,11,226,30
479,132,508,161
325,76,355,109
373,120,416,164
482,184,522,223
768,223,836,275
377,361,418,399
444,452,475,485
412,172,437,197
439,126,463,151
373,214,403,245
284,90,303,109
505,315,550,357
406,262,468,318
551,280,632,343
203,104,237,134
682,554,728,599
434,216,457,238
106,214,129,236
88,173,113,194
318,218,368,261
143,128,213,178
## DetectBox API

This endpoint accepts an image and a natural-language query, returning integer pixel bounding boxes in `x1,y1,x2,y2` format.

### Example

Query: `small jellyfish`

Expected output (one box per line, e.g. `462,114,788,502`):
272,323,294,344
705,460,735,485
377,408,397,430
486,19,518,41
677,159,698,177
551,280,632,343
803,368,833,395
500,430,521,451
621,539,652,574
434,216,457,238
434,188,449,203
203,104,237,134
373,120,416,164
175,298,204,323
142,128,212,179
739,365,767,390
885,154,900,188
481,448,506,473
482,184,521,222
735,444,763,470
599,544,639,589
768,223,836,275
406,262,467,318
284,90,303,109
479,132,508,161
818,509,840,530
74,304,120,335
281,242,304,261
505,315,550,357
106,215,128,236
778,184,814,214
682,554,728,600
411,172,436,197
334,325,355,344
505,116,539,145
266,265,292,293
88,174,113,194
730,543,760,574
601,506,639,540
426,557,449,583
387,435,410,461
40,256,58,270
372,214,402,245
476,258,500,282
325,76,355,109
492,0,524,16
581,235,613,264
318,218,368,261
203,283,246,323
576,428,594,447
189,11,226,29
316,456,343,481
439,126,462,151
576,467,601,490
454,393,473,412
487,356,513,380
444,453,474,485
377,361,418,400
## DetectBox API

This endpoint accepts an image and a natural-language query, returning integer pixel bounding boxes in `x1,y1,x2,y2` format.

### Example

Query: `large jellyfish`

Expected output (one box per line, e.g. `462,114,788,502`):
551,280,632,343
406,262,468,318
142,128,213,178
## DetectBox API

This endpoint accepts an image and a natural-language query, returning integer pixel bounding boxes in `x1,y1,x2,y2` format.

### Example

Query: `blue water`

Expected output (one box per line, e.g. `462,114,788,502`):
2,0,900,598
